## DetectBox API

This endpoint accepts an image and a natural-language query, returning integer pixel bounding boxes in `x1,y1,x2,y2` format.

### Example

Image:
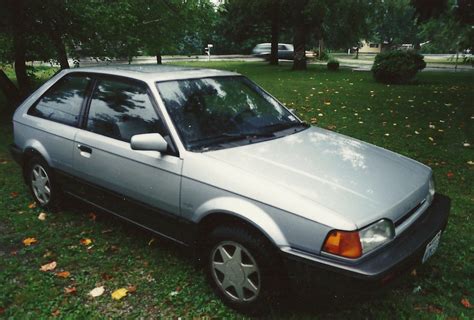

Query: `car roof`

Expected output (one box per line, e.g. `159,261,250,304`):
63,64,240,82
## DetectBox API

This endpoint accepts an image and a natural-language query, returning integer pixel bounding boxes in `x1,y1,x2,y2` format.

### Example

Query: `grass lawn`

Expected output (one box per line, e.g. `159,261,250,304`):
0,62,473,319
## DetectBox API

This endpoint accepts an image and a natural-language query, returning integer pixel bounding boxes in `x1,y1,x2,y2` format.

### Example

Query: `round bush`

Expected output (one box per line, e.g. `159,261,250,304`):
327,59,340,71
372,50,426,84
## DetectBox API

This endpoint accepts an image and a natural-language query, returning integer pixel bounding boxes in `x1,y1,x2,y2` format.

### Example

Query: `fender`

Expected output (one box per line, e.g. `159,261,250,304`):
23,139,53,166
192,196,289,248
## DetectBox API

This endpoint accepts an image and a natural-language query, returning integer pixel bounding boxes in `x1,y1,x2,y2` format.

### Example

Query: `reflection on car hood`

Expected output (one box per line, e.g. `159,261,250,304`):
205,127,431,228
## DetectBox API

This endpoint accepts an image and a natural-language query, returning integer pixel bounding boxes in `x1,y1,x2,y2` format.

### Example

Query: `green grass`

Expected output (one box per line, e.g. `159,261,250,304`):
0,62,473,319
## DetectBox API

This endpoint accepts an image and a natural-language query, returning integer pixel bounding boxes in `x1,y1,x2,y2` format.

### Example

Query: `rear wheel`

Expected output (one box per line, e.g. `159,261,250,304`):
205,225,283,314
26,156,61,210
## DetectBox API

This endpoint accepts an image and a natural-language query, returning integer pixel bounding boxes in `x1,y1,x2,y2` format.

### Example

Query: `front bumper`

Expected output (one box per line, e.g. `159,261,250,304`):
281,193,451,293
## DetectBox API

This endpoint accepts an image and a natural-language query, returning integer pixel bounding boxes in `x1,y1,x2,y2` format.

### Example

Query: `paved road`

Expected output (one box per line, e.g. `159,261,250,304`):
39,54,473,72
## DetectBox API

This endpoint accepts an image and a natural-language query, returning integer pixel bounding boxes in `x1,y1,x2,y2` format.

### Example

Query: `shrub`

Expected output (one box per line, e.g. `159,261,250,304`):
327,59,340,71
372,50,426,84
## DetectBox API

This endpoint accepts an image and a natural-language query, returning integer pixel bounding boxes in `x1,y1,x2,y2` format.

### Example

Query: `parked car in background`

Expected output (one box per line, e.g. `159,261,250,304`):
10,65,450,314
252,43,294,60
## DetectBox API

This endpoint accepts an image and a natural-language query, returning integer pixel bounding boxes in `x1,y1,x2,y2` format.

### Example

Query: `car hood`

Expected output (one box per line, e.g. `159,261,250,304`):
204,127,432,228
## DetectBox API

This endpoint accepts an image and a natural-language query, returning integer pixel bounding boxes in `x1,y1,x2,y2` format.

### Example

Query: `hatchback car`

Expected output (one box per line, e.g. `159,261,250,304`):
10,65,450,314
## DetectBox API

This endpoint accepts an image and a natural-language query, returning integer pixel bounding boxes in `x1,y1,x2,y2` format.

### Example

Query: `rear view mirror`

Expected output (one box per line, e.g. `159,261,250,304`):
130,133,168,152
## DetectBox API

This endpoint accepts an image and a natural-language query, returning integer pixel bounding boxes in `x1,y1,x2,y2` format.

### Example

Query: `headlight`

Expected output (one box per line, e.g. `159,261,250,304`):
322,219,395,259
359,219,395,253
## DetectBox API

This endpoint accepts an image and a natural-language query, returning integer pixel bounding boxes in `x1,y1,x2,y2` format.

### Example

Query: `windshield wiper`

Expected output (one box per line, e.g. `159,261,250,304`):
263,121,309,133
221,131,275,139
189,131,275,152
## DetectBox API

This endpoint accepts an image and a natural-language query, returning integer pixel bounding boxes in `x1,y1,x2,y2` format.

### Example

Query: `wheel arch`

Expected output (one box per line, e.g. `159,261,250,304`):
21,142,52,182
194,197,289,250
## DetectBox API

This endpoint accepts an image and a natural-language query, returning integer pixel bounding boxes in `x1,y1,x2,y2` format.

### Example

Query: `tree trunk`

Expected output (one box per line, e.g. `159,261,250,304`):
355,47,359,59
0,69,20,111
51,34,70,69
269,0,280,66
13,34,30,97
292,21,307,70
318,39,325,60
156,52,162,64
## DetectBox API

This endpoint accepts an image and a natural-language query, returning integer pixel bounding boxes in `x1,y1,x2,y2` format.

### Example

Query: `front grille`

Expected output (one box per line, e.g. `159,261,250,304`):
395,200,425,227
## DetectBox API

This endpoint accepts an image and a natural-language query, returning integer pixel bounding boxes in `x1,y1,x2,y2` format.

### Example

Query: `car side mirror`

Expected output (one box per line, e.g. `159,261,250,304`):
130,133,168,153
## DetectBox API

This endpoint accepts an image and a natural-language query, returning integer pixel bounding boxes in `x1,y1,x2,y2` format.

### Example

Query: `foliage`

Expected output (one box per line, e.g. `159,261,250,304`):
327,59,340,71
0,62,473,318
367,0,421,47
417,1,473,54
372,50,426,84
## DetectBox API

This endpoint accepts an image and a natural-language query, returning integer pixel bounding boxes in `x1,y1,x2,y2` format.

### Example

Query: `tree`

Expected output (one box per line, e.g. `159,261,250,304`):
367,0,421,49
289,0,369,70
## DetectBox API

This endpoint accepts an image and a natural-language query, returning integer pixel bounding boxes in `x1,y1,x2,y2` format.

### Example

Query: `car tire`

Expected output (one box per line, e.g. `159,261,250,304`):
205,225,283,315
26,156,61,210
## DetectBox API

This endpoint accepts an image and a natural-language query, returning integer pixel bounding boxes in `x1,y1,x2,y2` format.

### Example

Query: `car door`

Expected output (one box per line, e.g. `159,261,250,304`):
72,76,185,241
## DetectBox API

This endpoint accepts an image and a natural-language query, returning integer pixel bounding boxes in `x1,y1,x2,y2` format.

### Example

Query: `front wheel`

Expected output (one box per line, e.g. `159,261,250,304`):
205,225,284,314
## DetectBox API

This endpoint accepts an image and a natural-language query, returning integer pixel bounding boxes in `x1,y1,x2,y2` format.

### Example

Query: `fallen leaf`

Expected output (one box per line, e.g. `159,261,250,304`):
28,202,37,209
56,271,70,278
89,286,105,297
127,285,137,294
101,273,113,281
64,287,77,295
410,269,417,277
88,212,97,221
427,305,443,314
10,192,19,198
51,309,60,317
40,261,57,272
38,212,47,221
461,298,472,308
23,237,38,246
80,238,92,246
148,238,155,246
446,171,454,178
468,161,474,166
0,307,4,314
111,288,128,300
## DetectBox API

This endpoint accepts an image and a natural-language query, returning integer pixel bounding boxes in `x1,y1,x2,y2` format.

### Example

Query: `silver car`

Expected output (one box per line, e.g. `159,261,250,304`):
10,65,450,314
252,43,294,60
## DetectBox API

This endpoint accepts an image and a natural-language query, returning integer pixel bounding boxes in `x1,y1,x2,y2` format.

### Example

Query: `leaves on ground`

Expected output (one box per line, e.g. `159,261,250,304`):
22,237,37,246
38,212,46,221
64,287,77,295
80,238,92,246
89,286,105,298
461,298,472,309
56,271,70,278
39,261,57,272
111,288,128,300
28,202,37,209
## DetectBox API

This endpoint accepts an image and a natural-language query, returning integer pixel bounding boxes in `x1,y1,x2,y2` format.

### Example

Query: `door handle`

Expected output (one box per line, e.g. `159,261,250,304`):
77,144,92,154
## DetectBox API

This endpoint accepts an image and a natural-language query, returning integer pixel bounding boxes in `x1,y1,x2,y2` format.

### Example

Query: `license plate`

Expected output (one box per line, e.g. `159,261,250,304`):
422,231,442,264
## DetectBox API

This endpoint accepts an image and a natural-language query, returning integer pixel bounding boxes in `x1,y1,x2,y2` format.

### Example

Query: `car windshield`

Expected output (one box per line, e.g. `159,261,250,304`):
156,76,306,151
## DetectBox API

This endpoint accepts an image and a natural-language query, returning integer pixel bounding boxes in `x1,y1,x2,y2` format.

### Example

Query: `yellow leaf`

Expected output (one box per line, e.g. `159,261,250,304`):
28,202,37,209
40,261,57,272
80,238,92,246
111,288,128,300
23,237,38,246
56,271,70,278
38,212,47,221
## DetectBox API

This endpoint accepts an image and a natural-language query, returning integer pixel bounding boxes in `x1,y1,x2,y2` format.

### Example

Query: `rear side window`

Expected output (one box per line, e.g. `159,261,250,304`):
28,75,90,126
86,79,164,142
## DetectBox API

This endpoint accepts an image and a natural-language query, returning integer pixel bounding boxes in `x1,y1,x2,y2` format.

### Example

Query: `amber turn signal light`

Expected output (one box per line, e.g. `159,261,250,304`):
322,230,362,259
